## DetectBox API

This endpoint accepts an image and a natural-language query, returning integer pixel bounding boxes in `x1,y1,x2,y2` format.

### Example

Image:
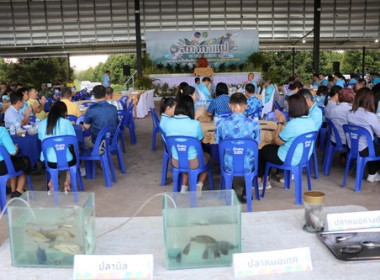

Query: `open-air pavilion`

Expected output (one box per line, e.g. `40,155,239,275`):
0,1,379,279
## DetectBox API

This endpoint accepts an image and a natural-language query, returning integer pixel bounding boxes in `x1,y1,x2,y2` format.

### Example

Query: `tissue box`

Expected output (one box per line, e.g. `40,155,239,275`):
7,191,95,268
163,190,241,270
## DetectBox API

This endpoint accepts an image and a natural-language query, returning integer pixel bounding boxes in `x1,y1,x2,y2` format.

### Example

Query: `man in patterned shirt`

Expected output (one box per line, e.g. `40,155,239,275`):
244,83,263,118
216,92,260,201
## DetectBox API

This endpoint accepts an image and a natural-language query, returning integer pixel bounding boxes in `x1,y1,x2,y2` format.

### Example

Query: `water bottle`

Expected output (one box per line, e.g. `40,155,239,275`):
36,118,41,127
15,121,21,131
9,123,16,135
90,94,95,102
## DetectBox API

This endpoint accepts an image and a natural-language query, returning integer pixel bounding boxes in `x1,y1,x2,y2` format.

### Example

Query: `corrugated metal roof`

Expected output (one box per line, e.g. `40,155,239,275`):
0,0,379,57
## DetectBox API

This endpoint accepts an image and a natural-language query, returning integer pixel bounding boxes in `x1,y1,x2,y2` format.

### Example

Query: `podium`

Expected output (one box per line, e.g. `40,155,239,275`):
194,67,214,77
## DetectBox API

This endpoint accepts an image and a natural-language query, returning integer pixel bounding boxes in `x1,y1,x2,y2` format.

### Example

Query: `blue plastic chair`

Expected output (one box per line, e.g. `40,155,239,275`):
0,146,33,212
79,127,116,187
67,114,77,123
160,129,171,186
218,139,260,212
342,124,380,192
150,108,161,151
76,115,85,125
318,106,328,150
262,131,318,205
109,120,126,174
122,102,137,145
117,110,126,153
41,135,84,193
322,118,347,176
166,136,214,192
119,96,129,110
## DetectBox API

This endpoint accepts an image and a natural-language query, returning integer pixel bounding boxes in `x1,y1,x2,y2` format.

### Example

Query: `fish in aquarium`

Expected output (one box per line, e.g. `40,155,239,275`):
41,229,75,241
176,235,236,262
25,229,50,243
51,242,82,255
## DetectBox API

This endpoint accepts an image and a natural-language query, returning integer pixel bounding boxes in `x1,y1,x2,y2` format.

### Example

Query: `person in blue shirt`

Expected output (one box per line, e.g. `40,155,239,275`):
83,85,118,149
258,94,317,187
0,126,30,198
334,72,345,88
263,80,275,104
243,73,258,94
38,101,76,193
372,73,380,86
319,73,330,88
313,85,329,107
198,77,212,102
244,83,262,118
159,97,176,132
207,82,231,117
216,92,260,200
163,94,210,193
311,74,320,89
298,89,323,129
348,73,358,85
102,70,111,87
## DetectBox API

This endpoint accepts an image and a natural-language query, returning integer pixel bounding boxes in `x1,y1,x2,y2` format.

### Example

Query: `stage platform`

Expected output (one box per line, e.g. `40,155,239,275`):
149,72,262,87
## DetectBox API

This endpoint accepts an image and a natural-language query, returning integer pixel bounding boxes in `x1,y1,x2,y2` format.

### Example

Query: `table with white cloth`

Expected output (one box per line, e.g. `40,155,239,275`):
1,205,379,279
136,89,155,118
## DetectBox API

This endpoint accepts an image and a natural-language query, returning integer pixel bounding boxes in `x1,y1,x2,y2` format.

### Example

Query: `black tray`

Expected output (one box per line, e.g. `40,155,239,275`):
318,230,380,261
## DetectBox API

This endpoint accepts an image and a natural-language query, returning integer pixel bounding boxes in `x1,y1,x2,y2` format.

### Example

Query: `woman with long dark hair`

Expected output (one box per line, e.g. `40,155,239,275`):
38,101,76,192
347,88,380,182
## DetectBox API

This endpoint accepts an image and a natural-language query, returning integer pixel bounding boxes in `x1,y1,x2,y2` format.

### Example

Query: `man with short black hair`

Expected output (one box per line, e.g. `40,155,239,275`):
61,87,81,117
83,85,118,149
105,87,123,110
298,89,323,129
4,91,32,127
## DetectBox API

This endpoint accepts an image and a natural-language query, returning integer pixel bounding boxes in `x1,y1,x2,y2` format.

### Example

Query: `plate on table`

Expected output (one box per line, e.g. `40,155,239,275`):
23,125,32,130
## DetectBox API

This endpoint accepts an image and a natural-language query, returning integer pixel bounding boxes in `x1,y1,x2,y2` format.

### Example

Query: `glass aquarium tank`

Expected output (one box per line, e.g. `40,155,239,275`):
163,190,241,270
7,191,96,268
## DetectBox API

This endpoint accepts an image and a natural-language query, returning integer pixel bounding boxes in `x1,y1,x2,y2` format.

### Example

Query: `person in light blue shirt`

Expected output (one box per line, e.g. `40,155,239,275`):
319,73,330,88
263,80,275,103
298,89,323,129
38,101,76,192
198,77,212,102
216,92,260,175
334,72,345,88
102,70,111,87
258,94,317,186
163,94,210,193
4,91,32,128
159,97,176,132
372,73,380,85
0,126,30,198
244,83,262,117
244,73,258,94
313,85,329,107
348,73,358,85
311,74,320,89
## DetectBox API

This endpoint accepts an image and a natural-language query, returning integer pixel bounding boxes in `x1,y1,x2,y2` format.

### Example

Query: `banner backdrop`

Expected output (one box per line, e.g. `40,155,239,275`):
145,30,259,66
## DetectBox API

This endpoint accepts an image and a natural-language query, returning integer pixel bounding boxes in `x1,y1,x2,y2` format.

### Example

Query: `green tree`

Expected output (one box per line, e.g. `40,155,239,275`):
0,58,72,89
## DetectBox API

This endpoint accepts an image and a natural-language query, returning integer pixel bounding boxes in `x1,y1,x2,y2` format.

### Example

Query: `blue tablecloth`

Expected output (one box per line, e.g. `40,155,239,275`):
11,134,41,167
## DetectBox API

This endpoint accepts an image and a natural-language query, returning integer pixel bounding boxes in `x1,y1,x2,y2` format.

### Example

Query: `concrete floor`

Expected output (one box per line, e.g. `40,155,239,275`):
0,111,379,244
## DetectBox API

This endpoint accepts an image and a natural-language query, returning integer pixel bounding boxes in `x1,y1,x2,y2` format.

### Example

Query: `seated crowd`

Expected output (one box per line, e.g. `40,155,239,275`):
0,82,119,198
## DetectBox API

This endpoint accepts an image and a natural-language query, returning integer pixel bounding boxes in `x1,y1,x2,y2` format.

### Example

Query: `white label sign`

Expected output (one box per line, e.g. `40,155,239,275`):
73,254,153,280
326,210,380,231
233,247,312,278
